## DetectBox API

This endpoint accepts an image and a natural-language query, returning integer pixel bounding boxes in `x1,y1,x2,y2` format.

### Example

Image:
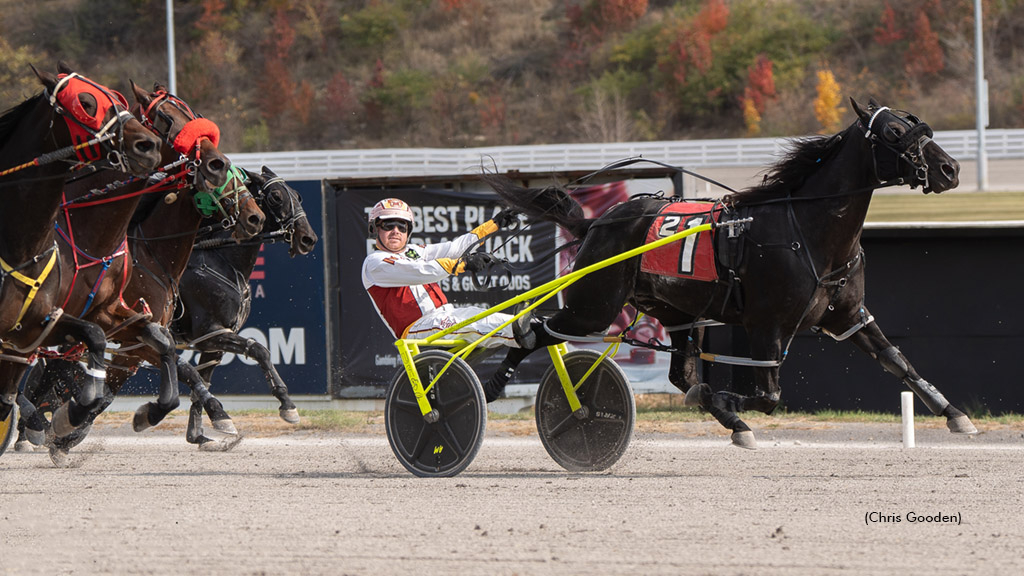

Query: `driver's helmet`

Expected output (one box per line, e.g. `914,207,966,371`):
368,198,414,236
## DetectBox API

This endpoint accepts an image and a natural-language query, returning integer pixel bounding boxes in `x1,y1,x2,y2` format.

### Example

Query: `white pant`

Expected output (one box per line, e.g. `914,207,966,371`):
404,305,519,349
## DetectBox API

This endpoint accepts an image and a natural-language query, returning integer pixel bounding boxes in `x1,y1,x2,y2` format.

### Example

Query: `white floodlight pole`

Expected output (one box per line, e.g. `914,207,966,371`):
975,0,987,191
166,0,177,94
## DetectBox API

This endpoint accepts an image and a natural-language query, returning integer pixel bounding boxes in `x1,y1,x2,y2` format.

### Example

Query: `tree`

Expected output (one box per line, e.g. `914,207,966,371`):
814,68,844,133
905,10,944,78
873,2,903,46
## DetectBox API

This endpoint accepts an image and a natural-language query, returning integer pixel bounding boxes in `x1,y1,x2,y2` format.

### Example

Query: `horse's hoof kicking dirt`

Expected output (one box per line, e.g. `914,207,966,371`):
731,430,757,450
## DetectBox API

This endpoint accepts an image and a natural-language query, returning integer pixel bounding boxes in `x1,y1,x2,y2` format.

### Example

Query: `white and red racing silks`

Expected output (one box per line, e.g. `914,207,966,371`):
361,231,482,338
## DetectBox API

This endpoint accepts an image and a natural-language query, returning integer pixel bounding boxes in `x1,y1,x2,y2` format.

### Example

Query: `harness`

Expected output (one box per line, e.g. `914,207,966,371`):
0,243,59,331
1,72,139,336
544,108,933,369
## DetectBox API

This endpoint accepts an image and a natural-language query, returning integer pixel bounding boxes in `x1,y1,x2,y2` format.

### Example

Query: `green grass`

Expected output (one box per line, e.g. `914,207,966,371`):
866,191,1024,222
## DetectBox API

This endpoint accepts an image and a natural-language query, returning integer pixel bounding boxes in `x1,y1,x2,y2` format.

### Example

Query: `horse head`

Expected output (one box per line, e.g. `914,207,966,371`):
129,80,230,190
852,97,959,194
249,166,318,257
32,64,161,175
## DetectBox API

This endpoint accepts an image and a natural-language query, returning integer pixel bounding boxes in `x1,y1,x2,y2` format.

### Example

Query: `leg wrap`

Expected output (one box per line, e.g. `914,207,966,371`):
904,377,950,415
877,346,949,415
482,347,531,402
877,346,909,378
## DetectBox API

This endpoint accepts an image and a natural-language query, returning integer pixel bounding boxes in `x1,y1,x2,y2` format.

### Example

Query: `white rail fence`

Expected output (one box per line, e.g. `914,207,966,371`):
227,129,1024,181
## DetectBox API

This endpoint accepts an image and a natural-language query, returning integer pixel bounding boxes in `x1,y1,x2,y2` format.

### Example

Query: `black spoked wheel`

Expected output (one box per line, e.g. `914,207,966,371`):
536,350,635,472
0,404,19,458
385,350,486,478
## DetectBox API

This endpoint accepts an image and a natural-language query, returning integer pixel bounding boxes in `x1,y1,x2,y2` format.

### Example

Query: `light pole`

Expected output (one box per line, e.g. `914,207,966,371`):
166,0,177,94
975,0,987,191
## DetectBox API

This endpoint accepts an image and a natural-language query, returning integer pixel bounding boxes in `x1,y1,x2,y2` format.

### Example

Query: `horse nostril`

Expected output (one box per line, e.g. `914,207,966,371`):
301,235,317,249
135,138,158,155
942,163,957,181
207,158,226,174
248,214,265,230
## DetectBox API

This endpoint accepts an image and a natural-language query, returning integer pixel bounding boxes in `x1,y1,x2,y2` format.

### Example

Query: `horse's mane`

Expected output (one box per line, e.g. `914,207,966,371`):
726,123,855,203
0,93,45,151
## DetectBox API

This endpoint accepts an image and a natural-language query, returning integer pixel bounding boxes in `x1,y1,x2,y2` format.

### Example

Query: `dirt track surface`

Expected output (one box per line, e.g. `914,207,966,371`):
1,415,1022,575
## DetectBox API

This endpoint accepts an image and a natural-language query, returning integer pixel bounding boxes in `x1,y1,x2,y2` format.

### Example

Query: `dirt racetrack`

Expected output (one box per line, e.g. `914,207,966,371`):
1,414,1022,575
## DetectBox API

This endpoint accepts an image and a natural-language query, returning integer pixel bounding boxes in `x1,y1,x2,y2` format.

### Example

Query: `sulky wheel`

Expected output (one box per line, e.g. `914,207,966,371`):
536,349,635,472
385,350,486,478
0,404,19,458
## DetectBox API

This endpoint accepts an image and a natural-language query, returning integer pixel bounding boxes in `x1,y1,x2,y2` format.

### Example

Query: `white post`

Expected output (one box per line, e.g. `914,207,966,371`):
166,0,177,94
974,0,987,191
901,391,915,449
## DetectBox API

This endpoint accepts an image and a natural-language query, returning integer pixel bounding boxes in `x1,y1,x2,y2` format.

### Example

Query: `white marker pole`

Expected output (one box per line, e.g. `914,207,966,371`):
901,391,915,449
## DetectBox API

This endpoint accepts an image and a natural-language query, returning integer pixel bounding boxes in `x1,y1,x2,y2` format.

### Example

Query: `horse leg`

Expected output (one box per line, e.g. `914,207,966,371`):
177,358,235,438
201,334,299,424
48,318,108,438
132,323,181,432
662,327,705,405
696,328,785,450
846,316,977,434
17,361,48,446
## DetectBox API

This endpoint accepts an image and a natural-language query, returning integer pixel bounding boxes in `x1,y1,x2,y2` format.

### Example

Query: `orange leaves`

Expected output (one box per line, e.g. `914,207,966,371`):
662,0,729,88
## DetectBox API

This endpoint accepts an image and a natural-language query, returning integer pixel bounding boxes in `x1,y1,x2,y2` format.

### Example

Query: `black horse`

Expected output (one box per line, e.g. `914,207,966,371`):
172,166,318,445
484,98,975,448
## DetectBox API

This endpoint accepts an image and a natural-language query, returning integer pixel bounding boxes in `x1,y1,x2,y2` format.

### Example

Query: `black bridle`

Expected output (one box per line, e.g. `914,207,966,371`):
860,105,935,190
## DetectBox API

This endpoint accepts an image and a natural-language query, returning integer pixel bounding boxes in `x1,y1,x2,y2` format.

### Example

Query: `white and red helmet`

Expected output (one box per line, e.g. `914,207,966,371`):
368,198,414,235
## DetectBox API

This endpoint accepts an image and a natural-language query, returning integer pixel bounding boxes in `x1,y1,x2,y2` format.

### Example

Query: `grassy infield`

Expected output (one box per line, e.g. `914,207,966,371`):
111,191,1024,432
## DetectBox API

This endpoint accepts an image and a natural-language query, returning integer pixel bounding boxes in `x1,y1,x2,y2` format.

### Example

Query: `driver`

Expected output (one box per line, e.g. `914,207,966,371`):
361,198,543,401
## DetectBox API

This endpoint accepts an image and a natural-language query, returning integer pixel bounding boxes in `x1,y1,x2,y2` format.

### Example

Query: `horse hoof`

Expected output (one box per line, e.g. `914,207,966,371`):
731,430,757,450
947,414,978,435
51,405,75,438
49,447,72,468
279,408,300,424
25,427,46,446
212,418,237,435
132,405,152,433
683,383,710,407
199,434,243,452
15,440,33,453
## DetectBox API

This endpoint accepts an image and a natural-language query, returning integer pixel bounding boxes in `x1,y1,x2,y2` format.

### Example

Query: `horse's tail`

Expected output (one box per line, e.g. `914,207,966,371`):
480,174,593,239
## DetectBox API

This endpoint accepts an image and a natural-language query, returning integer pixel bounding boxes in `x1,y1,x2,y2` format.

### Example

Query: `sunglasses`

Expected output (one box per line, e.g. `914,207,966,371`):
379,220,409,233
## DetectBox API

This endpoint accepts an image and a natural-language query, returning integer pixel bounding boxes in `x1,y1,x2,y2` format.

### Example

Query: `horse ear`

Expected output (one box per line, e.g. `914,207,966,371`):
130,79,151,106
31,64,58,89
868,96,881,108
153,82,168,93
57,61,74,75
849,98,870,122
246,168,264,187
261,165,279,178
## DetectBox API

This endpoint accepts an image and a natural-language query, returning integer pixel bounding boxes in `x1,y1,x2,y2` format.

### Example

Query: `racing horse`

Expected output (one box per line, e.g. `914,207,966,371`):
173,166,318,445
28,83,264,455
0,66,162,452
484,98,975,448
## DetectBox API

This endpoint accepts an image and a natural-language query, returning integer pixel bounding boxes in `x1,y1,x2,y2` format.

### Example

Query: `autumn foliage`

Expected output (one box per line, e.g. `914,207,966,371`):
814,69,844,134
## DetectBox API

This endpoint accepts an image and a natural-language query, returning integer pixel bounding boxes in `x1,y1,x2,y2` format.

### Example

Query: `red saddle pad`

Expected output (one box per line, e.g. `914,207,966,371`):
639,202,719,282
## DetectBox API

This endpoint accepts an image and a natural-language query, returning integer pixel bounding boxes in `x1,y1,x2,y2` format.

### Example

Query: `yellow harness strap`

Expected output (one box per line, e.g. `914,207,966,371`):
1,248,59,331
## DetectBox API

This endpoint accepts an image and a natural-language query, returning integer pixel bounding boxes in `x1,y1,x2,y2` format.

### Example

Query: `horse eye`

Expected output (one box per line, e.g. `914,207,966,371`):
79,94,98,117
883,122,906,141
268,191,283,206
